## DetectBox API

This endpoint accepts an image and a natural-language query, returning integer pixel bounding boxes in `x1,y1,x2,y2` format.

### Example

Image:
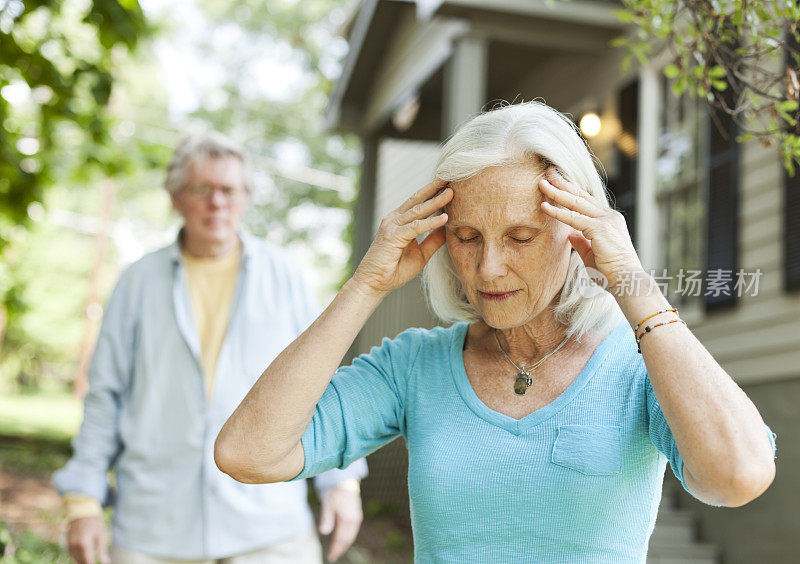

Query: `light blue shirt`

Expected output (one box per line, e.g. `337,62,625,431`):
53,232,367,560
295,320,777,563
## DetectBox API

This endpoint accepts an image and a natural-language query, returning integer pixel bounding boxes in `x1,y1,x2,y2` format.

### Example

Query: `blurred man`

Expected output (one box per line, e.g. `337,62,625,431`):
53,132,366,564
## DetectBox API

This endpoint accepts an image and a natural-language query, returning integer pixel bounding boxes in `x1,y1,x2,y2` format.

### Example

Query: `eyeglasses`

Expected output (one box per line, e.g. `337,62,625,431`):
182,184,247,200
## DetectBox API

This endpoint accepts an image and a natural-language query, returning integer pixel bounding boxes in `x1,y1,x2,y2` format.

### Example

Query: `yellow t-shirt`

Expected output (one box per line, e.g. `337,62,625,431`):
181,244,242,400
63,244,242,520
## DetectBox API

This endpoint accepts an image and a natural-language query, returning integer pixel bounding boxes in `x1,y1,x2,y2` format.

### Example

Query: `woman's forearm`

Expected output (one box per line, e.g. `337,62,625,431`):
216,179,452,483
535,170,774,506
614,273,775,507
215,279,385,483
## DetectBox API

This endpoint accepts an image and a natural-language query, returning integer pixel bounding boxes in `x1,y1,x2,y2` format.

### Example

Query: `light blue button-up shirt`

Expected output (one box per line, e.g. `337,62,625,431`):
53,232,367,560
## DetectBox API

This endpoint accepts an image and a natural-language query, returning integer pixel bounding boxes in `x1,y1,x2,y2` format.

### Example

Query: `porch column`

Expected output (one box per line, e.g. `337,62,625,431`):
442,35,488,136
636,64,660,271
352,135,379,270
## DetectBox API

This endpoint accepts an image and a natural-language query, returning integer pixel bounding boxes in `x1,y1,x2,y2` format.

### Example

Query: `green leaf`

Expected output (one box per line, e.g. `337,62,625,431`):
732,7,743,27
708,65,726,78
621,53,632,73
614,9,636,24
671,79,687,97
634,48,649,66
609,36,628,48
663,63,680,78
777,110,798,126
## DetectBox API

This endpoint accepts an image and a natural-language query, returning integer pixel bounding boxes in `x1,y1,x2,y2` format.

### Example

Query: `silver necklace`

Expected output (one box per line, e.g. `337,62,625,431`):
493,329,570,396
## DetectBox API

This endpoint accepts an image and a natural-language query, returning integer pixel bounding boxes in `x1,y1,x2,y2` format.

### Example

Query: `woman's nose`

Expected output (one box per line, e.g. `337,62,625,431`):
477,243,508,281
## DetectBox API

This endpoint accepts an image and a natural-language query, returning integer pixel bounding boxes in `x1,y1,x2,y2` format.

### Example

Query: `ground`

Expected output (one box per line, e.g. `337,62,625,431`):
0,393,414,563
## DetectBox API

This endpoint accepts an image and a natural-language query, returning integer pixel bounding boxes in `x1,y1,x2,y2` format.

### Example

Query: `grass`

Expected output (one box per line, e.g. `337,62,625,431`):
0,522,71,564
0,389,415,563
0,391,78,476
0,392,77,562
0,392,82,443
0,434,72,477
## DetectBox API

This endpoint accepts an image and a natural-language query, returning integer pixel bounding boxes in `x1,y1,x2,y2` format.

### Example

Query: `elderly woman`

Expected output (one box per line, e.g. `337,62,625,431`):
215,102,776,562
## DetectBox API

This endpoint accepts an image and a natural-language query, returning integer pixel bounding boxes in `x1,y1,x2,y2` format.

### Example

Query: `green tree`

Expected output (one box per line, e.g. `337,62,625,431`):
0,0,152,386
0,0,149,243
0,0,358,391
176,0,361,288
613,0,800,173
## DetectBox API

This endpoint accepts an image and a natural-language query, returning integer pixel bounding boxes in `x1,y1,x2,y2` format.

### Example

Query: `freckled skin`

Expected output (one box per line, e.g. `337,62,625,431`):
445,162,574,348
445,162,602,416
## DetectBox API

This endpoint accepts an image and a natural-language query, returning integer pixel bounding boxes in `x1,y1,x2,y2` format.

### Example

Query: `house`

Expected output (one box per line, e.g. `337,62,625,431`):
328,1,800,561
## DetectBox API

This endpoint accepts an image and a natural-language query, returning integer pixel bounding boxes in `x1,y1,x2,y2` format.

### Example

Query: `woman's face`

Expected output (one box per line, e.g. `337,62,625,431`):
445,162,575,330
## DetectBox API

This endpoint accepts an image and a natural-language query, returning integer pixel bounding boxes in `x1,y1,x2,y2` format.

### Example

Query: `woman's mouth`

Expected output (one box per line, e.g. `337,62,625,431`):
478,290,520,301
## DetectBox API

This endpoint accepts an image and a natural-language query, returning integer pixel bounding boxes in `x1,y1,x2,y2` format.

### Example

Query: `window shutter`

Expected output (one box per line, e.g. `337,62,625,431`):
786,172,800,291
608,80,639,247
784,29,800,291
704,67,740,310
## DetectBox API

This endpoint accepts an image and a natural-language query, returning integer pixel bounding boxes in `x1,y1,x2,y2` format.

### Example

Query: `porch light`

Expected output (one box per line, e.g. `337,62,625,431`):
579,112,602,137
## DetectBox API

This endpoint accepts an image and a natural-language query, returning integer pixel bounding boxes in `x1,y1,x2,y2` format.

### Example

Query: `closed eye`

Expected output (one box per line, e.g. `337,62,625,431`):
510,236,532,243
456,235,479,242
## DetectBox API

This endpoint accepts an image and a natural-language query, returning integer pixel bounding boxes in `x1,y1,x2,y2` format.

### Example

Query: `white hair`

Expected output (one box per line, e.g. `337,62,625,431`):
164,131,254,195
422,101,626,342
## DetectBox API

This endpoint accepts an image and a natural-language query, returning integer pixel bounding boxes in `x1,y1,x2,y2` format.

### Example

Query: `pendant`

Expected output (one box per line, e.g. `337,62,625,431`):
513,371,532,395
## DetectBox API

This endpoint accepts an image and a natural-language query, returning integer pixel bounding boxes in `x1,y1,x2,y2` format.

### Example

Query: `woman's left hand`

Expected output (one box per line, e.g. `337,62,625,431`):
538,168,645,292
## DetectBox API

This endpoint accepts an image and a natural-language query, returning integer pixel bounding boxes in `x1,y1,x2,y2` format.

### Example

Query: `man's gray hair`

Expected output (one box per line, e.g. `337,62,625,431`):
422,101,626,342
164,131,254,194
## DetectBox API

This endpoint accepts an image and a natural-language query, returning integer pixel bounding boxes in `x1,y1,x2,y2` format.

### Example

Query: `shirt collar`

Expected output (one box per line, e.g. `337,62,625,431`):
168,227,254,265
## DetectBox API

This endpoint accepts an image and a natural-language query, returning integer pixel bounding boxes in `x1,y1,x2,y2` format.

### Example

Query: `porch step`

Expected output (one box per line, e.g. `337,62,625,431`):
649,509,696,544
646,541,720,563
646,475,721,563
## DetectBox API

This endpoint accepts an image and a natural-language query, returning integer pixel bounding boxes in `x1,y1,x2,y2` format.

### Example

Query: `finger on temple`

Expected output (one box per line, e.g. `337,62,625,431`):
398,188,452,224
540,179,601,217
419,225,447,262
541,201,592,231
417,213,448,236
396,179,449,214
546,168,602,203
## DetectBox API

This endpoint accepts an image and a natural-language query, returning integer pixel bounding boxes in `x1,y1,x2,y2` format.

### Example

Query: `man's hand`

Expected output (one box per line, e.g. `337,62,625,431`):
318,482,364,562
67,516,110,564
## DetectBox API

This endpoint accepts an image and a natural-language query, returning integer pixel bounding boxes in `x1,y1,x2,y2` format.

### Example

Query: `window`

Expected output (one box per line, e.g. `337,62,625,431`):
655,56,741,311
656,75,707,307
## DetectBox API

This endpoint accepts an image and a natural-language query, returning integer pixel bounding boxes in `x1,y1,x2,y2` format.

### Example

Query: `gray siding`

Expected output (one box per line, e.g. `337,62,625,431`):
693,141,800,384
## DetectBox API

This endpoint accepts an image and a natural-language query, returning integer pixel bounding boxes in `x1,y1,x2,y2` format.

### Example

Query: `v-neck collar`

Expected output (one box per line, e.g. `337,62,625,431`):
450,320,628,435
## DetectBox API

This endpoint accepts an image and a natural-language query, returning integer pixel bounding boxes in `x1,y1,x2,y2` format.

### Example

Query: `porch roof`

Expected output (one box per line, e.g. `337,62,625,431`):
327,0,628,137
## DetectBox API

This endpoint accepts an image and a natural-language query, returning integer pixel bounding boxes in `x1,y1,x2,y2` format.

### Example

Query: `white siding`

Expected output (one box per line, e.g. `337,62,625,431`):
374,139,442,233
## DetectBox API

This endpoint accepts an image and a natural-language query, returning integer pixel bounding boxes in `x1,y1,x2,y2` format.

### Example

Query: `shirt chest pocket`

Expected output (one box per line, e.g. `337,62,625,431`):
551,424,623,476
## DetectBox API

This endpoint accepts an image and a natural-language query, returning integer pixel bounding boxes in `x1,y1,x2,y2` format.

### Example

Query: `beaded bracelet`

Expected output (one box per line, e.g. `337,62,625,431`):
636,318,687,354
633,308,678,335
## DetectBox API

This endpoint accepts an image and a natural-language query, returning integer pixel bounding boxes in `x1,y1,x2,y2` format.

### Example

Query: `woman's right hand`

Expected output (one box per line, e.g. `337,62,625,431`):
351,179,452,297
